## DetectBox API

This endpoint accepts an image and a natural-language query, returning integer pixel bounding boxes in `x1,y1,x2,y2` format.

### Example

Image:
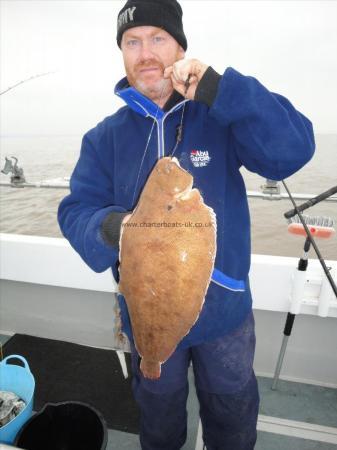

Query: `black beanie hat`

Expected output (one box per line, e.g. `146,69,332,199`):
117,0,187,50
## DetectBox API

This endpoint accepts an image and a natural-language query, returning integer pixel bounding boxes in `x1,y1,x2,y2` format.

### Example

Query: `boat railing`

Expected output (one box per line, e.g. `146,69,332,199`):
1,177,336,203
1,158,337,202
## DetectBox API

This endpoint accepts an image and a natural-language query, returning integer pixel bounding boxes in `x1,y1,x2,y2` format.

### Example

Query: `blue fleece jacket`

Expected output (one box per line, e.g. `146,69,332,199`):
58,67,315,348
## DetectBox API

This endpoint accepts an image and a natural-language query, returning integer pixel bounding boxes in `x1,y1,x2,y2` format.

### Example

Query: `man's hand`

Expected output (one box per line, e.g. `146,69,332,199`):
101,211,132,248
164,59,209,100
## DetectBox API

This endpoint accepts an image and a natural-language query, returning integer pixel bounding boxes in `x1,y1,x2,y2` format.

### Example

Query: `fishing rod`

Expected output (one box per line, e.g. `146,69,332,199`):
282,181,337,297
272,181,337,390
284,185,337,219
0,71,56,96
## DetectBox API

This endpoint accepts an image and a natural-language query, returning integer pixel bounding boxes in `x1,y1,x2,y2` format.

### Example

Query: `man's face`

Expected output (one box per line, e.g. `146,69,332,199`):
121,26,185,102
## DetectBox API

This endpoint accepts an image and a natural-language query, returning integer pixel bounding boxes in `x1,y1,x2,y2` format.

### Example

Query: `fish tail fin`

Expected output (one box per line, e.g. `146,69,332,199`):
140,358,161,379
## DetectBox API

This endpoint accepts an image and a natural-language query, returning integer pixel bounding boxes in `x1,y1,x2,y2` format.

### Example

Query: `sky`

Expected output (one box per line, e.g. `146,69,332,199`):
1,0,337,136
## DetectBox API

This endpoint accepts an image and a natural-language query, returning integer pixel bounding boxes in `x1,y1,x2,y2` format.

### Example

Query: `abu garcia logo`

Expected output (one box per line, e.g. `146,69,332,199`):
190,150,211,167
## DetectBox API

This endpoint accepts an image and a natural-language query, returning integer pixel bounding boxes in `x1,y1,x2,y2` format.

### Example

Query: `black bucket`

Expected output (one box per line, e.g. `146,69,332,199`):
14,401,107,450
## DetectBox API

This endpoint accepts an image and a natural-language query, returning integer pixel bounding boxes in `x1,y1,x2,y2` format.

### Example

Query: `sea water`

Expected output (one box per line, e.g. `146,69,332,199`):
0,133,336,259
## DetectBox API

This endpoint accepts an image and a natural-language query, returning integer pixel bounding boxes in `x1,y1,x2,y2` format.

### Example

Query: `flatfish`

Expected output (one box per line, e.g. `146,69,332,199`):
118,157,216,379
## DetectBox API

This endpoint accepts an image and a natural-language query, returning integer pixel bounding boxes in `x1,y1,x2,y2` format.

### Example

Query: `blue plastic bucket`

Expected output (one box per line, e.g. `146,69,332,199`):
0,355,35,444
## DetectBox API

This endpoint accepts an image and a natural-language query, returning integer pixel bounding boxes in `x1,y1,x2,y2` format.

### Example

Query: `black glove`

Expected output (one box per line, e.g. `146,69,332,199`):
101,211,131,248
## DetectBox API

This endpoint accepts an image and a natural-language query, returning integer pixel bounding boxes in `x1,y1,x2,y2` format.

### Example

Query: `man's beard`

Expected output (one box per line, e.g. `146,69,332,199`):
135,77,171,102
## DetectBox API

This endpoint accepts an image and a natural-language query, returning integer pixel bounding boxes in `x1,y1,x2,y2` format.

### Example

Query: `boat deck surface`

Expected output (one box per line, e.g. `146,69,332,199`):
1,334,336,450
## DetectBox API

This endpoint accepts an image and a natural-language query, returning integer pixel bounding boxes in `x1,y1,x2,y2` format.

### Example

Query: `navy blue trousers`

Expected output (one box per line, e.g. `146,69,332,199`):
130,311,259,450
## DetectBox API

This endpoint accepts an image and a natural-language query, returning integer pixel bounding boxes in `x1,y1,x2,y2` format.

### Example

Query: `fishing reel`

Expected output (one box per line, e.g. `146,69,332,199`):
1,156,26,186
261,179,281,197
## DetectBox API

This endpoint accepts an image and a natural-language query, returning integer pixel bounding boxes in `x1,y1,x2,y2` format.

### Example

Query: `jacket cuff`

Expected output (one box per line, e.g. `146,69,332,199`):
101,211,130,248
195,66,222,107
83,205,126,273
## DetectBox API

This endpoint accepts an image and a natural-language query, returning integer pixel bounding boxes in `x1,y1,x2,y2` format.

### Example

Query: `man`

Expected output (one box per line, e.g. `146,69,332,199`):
58,0,315,448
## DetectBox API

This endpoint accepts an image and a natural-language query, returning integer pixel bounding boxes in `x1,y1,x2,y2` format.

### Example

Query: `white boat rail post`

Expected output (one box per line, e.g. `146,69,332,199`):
116,351,129,379
272,237,310,390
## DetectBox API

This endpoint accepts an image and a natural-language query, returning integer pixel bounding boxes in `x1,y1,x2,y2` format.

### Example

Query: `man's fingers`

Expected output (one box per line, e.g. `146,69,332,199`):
164,59,208,100
165,59,209,85
163,66,173,79
165,63,187,81
187,75,198,85
172,60,191,84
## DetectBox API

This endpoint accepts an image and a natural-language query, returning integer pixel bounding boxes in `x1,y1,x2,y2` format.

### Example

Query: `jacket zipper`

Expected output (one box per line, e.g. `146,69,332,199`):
149,99,189,159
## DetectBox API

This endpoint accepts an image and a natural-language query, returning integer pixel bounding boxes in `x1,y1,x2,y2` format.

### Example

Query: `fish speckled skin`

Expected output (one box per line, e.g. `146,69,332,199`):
0,391,26,427
119,157,216,379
